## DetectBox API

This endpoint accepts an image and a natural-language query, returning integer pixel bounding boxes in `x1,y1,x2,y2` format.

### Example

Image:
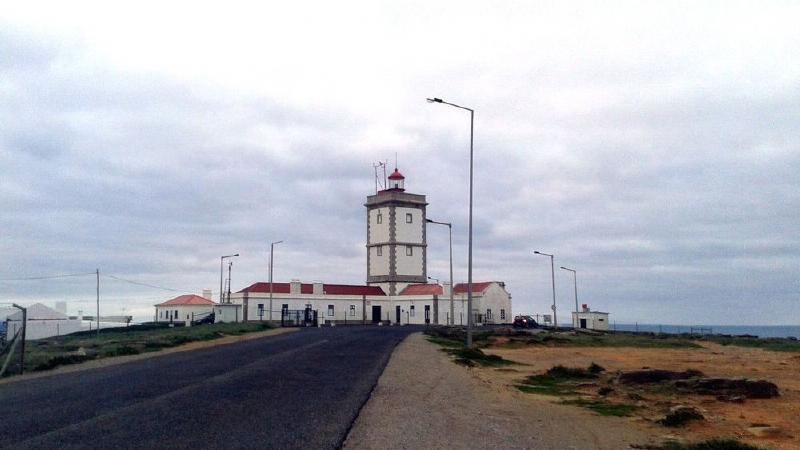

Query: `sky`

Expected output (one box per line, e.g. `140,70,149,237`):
1,1,798,325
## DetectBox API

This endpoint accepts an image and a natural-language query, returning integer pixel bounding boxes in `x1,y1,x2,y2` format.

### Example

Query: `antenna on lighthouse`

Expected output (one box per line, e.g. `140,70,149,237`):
372,161,386,193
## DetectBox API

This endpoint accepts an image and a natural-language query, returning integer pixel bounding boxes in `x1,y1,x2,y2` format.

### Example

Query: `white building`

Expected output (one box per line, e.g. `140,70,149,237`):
5,303,83,340
572,304,610,331
155,294,216,324
179,166,514,326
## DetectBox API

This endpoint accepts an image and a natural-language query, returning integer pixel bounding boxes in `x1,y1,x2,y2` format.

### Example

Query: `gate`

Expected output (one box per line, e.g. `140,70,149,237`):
281,308,318,327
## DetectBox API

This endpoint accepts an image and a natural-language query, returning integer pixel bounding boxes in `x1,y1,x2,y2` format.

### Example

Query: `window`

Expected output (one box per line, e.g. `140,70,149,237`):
349,305,356,316
282,304,288,311
305,303,312,310
500,309,506,320
376,246,382,256
410,305,415,317
486,309,492,320
327,305,334,316
406,246,413,256
174,310,178,318
258,304,264,317
376,212,382,224
186,314,190,320
406,212,413,223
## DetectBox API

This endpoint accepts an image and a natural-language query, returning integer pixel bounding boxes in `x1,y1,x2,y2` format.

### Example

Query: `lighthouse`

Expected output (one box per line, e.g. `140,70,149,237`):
365,168,428,295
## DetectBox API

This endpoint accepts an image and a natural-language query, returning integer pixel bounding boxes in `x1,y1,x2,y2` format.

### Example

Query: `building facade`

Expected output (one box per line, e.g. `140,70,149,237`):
155,294,216,324
572,304,609,331
365,168,427,296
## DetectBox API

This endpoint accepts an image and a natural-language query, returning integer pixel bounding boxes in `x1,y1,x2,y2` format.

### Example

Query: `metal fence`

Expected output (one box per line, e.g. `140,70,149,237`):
281,309,318,327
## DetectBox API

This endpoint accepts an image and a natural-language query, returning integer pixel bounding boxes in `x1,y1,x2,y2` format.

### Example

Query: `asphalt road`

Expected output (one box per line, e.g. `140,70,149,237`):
0,326,419,449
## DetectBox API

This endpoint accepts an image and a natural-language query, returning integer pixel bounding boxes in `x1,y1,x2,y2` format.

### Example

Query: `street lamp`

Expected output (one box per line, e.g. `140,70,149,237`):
560,266,578,328
269,240,283,321
220,254,239,304
426,218,454,326
427,276,439,284
534,251,557,328
427,97,475,347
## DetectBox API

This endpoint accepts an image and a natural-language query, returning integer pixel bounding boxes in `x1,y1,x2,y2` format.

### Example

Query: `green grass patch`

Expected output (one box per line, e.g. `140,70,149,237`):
517,363,603,396
499,332,702,349
13,322,275,375
561,398,637,416
446,347,513,367
704,336,800,353
425,336,463,348
661,439,762,450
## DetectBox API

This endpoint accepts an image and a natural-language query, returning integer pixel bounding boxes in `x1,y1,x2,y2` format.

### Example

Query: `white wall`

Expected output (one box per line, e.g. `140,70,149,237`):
155,305,214,323
395,248,423,276
369,245,390,276
394,207,423,243
368,207,390,244
6,319,83,340
573,312,609,331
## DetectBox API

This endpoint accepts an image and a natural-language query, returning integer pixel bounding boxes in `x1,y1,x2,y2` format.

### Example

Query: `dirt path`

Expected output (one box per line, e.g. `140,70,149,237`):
0,327,297,385
343,333,654,450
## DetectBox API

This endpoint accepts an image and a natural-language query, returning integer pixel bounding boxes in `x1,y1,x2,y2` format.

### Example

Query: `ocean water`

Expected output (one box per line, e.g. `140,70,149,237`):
611,323,800,339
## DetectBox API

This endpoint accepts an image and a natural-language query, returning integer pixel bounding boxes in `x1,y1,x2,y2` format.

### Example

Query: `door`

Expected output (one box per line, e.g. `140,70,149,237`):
396,305,401,324
424,305,430,324
371,305,382,323
580,318,587,329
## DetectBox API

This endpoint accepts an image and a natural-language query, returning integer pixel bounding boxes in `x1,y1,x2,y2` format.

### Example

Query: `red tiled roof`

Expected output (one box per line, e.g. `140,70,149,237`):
453,282,496,294
388,168,405,180
156,294,215,306
238,282,386,296
399,284,443,296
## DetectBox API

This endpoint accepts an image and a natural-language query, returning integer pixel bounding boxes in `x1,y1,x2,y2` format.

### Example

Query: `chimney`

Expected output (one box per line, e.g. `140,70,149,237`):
313,281,323,295
442,282,452,297
202,289,213,301
582,304,589,312
290,279,301,295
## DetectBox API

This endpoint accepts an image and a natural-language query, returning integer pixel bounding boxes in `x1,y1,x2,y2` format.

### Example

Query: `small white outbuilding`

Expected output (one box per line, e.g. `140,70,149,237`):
572,304,610,331
6,303,83,340
155,294,216,324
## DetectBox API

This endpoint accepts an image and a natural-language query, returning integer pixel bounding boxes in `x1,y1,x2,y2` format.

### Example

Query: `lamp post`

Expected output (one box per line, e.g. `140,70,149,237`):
560,266,578,328
427,97,474,347
534,251,557,328
427,276,439,284
269,240,283,321
220,254,239,304
426,218,454,326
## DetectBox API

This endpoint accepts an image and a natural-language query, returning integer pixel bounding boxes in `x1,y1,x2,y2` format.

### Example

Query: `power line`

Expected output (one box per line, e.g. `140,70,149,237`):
0,272,96,282
103,274,187,293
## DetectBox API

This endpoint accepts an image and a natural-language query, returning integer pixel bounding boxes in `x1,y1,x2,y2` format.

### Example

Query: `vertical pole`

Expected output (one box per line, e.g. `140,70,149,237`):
226,262,232,304
220,257,224,304
96,268,100,337
466,109,474,347
269,243,274,321
20,307,27,374
549,256,557,329
449,224,454,326
573,271,578,327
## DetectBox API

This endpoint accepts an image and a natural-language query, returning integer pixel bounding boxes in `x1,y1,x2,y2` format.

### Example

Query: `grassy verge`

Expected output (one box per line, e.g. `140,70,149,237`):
18,322,275,374
495,331,702,349
703,336,800,353
561,398,637,417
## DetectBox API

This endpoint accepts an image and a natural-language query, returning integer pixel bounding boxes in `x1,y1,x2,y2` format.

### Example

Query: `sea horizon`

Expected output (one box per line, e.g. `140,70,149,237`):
610,323,800,339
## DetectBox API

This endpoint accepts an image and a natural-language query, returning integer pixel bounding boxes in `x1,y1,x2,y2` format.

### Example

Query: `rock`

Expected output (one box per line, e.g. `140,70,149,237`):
619,369,704,384
658,406,704,427
717,394,746,403
674,378,779,399
748,426,783,438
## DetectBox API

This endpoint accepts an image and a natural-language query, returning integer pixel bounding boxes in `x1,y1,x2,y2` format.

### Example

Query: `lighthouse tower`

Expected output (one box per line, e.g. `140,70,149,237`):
365,168,428,295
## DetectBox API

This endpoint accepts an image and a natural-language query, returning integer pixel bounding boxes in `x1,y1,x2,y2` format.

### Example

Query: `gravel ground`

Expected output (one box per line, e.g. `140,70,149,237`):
343,333,653,450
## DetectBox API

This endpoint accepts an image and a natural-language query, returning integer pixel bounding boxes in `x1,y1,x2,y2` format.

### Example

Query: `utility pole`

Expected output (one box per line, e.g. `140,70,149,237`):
96,268,100,337
534,251,558,328
220,254,239,304
226,261,233,303
269,240,283,321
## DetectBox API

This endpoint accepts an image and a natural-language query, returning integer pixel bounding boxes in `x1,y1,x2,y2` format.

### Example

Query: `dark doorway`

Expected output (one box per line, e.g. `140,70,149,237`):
424,305,430,324
371,305,382,323
580,318,587,329
396,305,401,324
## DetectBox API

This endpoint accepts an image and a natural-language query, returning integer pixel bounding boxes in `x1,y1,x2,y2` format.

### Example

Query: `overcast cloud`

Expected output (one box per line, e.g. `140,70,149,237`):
1,1,798,324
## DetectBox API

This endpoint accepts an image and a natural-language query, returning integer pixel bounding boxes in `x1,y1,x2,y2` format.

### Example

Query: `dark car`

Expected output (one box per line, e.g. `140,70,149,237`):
513,315,538,328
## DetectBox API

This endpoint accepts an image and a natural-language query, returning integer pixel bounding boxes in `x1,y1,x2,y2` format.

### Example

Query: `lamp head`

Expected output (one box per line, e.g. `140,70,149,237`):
534,251,541,254
426,98,443,103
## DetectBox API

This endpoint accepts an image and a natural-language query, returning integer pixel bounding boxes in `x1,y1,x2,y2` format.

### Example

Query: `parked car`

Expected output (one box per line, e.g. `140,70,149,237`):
513,315,538,328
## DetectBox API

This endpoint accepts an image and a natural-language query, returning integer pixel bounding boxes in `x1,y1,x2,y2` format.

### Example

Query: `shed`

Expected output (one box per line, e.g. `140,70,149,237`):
572,304,609,331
